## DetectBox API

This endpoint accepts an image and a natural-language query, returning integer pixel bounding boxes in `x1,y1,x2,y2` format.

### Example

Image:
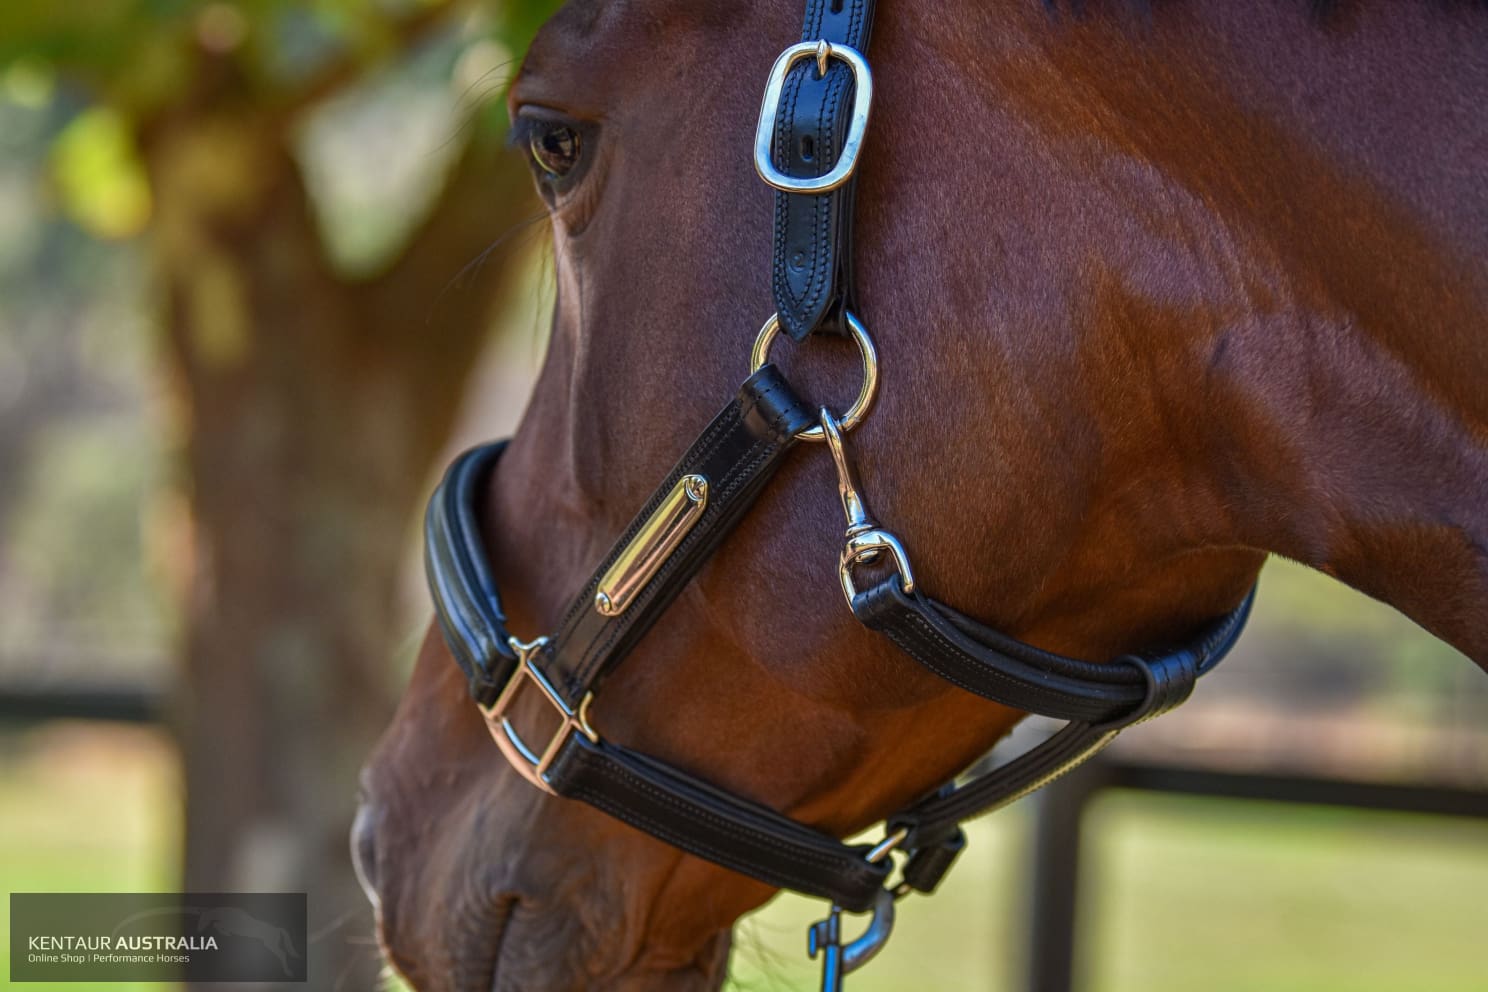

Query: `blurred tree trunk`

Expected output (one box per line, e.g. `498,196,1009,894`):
140,75,536,989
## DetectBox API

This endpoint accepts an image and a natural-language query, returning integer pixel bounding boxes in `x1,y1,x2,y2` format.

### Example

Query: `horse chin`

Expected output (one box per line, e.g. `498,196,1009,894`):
359,698,744,992
489,923,732,992
369,846,735,992
380,925,732,992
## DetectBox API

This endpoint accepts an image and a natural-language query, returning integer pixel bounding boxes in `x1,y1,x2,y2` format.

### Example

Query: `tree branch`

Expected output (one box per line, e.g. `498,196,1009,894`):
273,0,464,120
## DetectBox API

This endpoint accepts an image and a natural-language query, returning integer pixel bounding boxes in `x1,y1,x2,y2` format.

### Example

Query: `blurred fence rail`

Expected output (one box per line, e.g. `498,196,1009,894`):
0,678,165,725
1026,749,1488,992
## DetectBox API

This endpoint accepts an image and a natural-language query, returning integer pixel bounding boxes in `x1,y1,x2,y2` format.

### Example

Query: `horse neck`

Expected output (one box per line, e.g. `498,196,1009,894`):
1023,1,1488,666
926,1,1488,663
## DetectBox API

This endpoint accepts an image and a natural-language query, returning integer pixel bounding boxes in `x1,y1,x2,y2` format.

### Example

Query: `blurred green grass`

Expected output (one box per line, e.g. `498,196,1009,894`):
1,725,178,992
1086,793,1488,992
3,725,1487,991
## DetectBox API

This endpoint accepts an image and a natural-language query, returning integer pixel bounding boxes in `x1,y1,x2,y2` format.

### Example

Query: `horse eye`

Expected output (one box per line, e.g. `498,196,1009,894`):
529,122,582,180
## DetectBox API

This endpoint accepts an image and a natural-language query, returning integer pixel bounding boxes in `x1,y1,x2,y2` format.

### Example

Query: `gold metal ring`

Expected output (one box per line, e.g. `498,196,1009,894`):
750,311,879,441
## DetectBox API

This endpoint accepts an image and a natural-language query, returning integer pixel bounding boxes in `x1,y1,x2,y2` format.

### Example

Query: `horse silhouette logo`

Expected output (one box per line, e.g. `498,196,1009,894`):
194,906,300,975
112,905,302,977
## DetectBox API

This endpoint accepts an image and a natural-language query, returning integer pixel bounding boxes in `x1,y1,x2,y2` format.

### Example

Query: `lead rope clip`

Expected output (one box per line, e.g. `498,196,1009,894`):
807,887,897,992
820,408,917,606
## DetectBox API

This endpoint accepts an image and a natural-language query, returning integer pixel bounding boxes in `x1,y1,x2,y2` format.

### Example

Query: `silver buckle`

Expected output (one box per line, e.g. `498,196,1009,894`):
754,40,874,194
479,636,598,796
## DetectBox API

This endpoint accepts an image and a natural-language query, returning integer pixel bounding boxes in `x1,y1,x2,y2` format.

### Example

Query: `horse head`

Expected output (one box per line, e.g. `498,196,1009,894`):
354,1,1488,989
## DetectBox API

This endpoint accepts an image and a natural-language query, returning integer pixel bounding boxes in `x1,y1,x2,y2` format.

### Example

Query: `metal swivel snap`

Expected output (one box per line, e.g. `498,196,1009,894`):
819,408,917,606
807,887,897,992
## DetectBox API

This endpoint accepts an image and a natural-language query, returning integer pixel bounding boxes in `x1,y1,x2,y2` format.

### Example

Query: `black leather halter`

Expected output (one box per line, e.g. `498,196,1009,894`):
424,0,1255,985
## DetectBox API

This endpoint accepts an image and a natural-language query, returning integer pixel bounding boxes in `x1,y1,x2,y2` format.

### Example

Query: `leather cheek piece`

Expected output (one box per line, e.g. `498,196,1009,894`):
770,0,878,341
546,364,816,708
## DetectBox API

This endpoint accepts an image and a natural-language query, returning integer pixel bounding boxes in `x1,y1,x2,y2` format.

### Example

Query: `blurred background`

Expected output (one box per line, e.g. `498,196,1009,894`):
0,2,1485,990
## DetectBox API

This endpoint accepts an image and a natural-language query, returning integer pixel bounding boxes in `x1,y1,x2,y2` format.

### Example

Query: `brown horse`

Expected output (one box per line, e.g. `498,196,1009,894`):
354,1,1488,988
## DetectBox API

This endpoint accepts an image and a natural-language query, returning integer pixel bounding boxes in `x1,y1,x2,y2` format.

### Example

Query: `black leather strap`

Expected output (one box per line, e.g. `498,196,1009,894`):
893,721,1121,853
424,441,516,708
424,369,893,911
769,0,877,340
424,366,813,710
851,580,1255,723
545,734,890,911
547,364,814,708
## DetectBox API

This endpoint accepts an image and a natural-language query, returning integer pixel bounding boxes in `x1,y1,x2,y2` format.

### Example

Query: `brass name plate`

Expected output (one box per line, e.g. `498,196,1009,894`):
594,474,709,617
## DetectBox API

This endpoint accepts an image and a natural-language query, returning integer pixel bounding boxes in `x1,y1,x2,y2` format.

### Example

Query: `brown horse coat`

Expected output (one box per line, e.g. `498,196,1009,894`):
357,2,1488,988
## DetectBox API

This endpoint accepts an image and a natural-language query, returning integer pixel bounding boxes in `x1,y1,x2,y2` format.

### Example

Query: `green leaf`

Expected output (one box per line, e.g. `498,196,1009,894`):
50,106,151,239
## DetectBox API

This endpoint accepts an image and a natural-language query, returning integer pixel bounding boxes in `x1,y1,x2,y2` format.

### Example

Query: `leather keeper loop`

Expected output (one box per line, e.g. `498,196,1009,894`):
901,827,967,895
1118,647,1200,726
885,783,958,851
